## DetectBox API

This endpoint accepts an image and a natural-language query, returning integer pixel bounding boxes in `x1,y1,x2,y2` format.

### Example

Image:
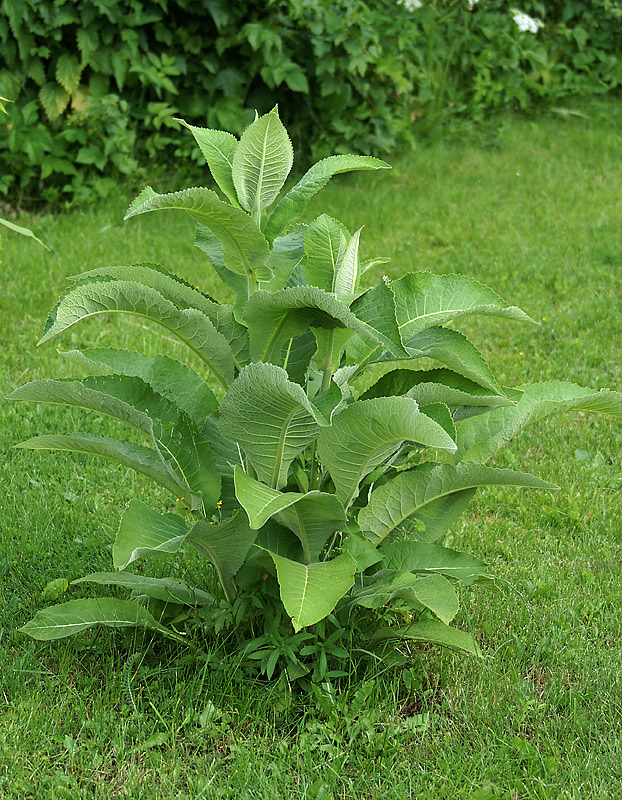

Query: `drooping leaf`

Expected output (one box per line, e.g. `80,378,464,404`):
317,397,457,509
124,187,271,282
219,363,324,489
113,499,188,569
304,214,349,292
372,619,481,656
20,598,183,641
355,572,459,624
234,467,345,562
176,119,239,204
263,154,390,243
379,540,487,584
39,278,235,390
267,551,356,632
457,382,622,462
185,512,257,599
232,107,293,215
243,286,393,363
358,462,556,545
73,572,214,607
60,348,218,427
392,272,535,343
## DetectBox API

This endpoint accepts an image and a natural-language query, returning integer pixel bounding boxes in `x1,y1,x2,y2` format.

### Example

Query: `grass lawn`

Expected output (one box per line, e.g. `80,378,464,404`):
1,101,621,799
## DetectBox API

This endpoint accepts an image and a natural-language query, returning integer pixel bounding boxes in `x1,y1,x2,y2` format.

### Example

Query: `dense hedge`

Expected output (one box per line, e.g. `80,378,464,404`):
1,0,621,205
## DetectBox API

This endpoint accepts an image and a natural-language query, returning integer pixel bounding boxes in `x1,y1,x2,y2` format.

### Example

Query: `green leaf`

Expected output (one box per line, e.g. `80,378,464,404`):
0,217,49,250
358,462,556,545
372,619,481,656
347,279,408,364
232,107,293,215
304,214,349,292
219,363,324,489
185,512,257,599
39,278,235,390
243,286,392,363
317,397,457,509
73,573,215,607
39,82,69,120
16,434,190,501
113,499,188,569
124,187,271,282
379,540,487,584
55,54,82,94
194,223,248,314
263,225,307,292
392,272,535,344
406,327,502,394
355,572,459,624
341,534,384,572
457,382,622,463
20,598,183,641
176,119,239,205
264,155,390,243
333,228,362,296
234,467,345,562
60,348,218,427
361,367,509,407
267,551,356,632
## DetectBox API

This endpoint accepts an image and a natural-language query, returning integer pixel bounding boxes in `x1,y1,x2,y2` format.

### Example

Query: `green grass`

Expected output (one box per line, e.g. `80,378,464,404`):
2,100,622,799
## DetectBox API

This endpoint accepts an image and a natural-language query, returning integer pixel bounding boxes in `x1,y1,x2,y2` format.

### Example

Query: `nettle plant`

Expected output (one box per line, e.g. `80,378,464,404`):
12,108,622,681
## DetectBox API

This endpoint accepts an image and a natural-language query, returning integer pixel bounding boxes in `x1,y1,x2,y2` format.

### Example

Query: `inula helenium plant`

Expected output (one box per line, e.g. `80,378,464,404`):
11,108,622,681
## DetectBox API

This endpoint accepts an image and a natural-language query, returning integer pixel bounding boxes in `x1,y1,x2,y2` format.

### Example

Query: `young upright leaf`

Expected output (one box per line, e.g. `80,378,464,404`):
333,228,362,295
176,119,239,205
264,154,391,243
124,187,271,282
358,462,556,545
457,382,622,463
392,272,535,344
113,499,189,569
39,278,235,390
20,598,183,642
263,225,307,292
317,397,457,509
219,363,324,489
267,551,356,632
232,107,293,215
304,215,349,292
347,280,409,364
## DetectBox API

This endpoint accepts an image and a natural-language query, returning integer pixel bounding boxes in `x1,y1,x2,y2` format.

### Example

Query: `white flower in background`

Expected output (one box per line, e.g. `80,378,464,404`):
511,9,544,33
398,0,423,11
467,0,480,9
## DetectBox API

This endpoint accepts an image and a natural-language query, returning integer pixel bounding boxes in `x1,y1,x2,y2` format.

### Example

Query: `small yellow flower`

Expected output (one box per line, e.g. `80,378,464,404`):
216,500,222,509
542,316,547,322
519,351,524,356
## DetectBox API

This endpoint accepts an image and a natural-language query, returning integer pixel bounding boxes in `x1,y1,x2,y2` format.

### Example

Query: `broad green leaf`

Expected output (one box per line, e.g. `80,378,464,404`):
186,512,257,599
317,397,457,509
244,286,392,363
20,598,182,641
264,154,391,243
267,551,356,632
194,223,248,315
304,215,349,292
333,228,362,295
263,225,307,292
420,403,456,441
124,187,271,282
16,434,190,501
347,280,409,364
73,572,214,607
281,329,317,385
39,82,69,119
55,54,82,94
234,467,345,562
392,272,535,343
176,119,239,205
60,348,218,427
0,217,49,250
341,534,384,572
379,540,487,584
358,462,556,545
232,107,293,215
113,499,188,569
361,367,509,407
372,619,481,656
219,363,324,489
457,382,622,462
355,572,459,624
406,327,502,394
39,278,235,390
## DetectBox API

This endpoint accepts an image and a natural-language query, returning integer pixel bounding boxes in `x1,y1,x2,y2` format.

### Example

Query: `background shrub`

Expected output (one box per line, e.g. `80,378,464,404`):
1,0,621,205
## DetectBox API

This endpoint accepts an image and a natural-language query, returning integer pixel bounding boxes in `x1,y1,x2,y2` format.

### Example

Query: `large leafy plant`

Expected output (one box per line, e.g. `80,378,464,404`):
11,108,622,678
